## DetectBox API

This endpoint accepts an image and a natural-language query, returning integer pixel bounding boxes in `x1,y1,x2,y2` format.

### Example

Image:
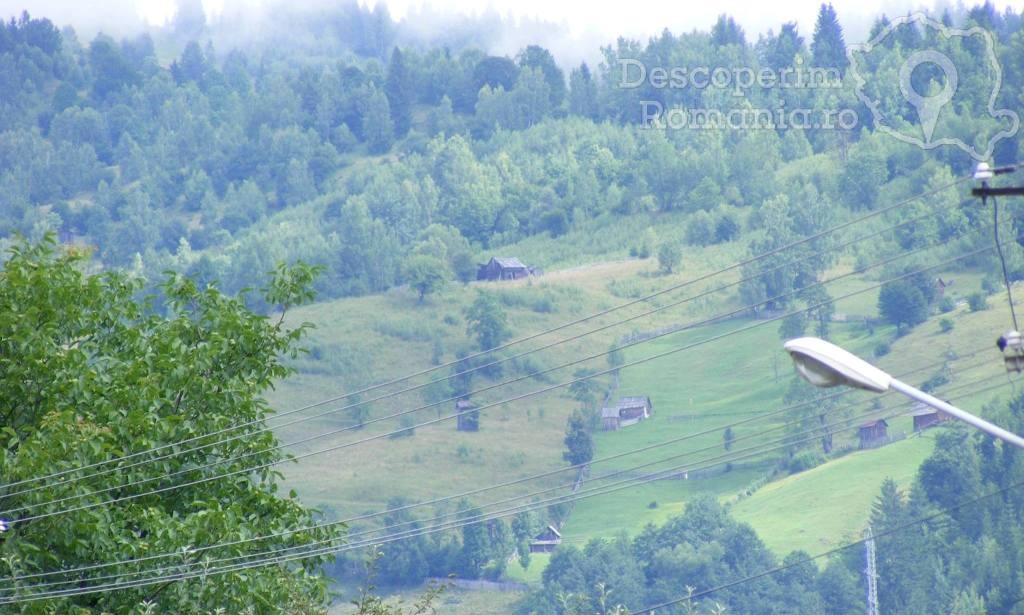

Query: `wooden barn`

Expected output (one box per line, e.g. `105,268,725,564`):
601,396,653,431
476,257,534,281
455,399,479,432
910,404,950,432
529,525,562,553
858,419,889,449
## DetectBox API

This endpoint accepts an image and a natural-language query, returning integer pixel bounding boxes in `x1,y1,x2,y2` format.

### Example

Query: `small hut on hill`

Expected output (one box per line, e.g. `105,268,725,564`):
529,526,562,553
858,419,888,448
910,404,950,432
476,257,536,281
601,396,653,431
456,399,479,431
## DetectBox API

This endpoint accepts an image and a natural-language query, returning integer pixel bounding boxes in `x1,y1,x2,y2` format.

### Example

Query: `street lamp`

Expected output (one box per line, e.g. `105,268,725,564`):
783,337,1024,449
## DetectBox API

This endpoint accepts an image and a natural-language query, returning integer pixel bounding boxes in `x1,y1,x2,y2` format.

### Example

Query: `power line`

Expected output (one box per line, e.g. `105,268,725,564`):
3,348,985,587
5,372,1012,603
254,365,1005,556
6,361,1007,592
992,195,1020,330
0,401,923,598
1,202,940,502
2,242,990,525
1,175,970,496
4,393,895,595
1,183,971,505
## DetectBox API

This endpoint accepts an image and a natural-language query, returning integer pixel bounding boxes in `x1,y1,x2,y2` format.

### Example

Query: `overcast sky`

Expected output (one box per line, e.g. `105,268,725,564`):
6,0,1024,45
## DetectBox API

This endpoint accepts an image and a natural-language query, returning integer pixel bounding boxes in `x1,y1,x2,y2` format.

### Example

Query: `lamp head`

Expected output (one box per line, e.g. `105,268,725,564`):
783,337,892,393
974,162,994,182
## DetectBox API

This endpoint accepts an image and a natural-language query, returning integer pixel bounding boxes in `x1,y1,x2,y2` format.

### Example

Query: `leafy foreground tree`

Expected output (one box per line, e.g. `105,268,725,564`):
0,238,343,612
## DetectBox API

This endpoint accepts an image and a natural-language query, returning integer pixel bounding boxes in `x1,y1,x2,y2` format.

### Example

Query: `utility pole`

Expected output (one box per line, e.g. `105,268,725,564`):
864,526,879,615
973,162,1024,372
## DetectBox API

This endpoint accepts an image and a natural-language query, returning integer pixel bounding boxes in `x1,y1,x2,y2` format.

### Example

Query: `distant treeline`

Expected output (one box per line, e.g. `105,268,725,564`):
0,4,1021,306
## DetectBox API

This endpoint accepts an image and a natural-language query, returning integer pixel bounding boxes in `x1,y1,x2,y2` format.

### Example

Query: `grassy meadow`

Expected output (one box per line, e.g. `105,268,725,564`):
730,434,938,556
262,209,1020,596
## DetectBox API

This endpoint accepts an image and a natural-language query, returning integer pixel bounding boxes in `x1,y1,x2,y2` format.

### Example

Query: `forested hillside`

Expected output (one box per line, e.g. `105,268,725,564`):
3,3,1022,304
4,1,1024,613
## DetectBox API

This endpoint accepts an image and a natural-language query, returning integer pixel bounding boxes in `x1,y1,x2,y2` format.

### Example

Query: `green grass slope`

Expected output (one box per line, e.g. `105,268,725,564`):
266,238,747,520
730,434,936,555
262,207,1019,591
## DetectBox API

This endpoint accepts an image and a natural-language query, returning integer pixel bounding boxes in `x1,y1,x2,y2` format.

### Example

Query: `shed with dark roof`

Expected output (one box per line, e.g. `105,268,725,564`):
858,419,888,448
477,257,533,281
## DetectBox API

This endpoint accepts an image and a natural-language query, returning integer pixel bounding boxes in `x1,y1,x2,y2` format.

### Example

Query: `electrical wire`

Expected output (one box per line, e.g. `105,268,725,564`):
224,364,1004,563
3,396,896,595
992,195,1020,331
3,348,986,588
1,351,1003,589
1,242,991,525
3,221,947,511
1,180,972,503
1,175,971,495
4,372,1013,603
0,403,936,597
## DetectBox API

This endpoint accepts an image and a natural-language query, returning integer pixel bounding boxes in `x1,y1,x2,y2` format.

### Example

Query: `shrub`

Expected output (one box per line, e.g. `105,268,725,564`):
939,318,954,333
685,211,715,246
854,253,871,274
921,371,950,393
874,341,891,357
657,241,682,274
968,292,988,312
786,450,827,474
743,473,774,497
939,296,956,313
714,209,741,242
510,354,554,383
531,295,555,313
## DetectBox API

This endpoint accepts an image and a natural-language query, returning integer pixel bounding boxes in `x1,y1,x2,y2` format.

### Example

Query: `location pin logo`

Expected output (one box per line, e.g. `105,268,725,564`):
898,50,958,143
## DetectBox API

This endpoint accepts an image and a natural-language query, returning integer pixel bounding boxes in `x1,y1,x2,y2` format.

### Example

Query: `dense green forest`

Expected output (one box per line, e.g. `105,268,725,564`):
4,1,1024,613
2,2,1021,305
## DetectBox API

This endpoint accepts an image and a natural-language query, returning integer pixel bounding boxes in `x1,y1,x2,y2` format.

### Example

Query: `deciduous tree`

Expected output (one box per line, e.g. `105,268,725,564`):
0,237,341,612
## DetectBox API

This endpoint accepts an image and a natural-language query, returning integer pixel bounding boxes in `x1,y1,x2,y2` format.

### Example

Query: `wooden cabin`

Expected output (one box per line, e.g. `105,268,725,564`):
476,257,533,281
529,525,562,553
456,399,479,431
911,404,950,432
858,419,889,449
601,396,653,431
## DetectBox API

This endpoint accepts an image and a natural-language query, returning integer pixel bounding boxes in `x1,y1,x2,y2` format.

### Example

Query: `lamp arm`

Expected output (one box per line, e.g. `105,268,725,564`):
889,379,1024,449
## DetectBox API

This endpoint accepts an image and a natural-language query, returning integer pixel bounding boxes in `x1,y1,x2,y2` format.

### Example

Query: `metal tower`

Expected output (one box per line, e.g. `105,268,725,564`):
864,525,879,615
